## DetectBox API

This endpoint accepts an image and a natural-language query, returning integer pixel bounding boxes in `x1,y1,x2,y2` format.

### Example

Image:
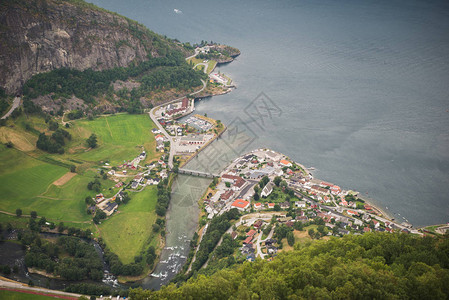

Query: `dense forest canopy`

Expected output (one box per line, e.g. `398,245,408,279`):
129,233,449,299
22,49,205,105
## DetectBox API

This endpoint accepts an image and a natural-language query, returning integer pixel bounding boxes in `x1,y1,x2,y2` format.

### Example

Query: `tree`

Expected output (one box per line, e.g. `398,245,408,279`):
274,176,282,187
16,208,22,217
152,224,160,232
280,180,288,189
308,228,315,238
58,222,65,233
287,231,295,246
30,211,37,219
225,182,231,188
86,134,98,148
70,165,76,173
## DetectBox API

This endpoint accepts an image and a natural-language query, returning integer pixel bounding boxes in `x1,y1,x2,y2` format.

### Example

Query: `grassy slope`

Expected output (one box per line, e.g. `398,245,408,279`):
72,114,160,165
0,114,160,223
0,145,67,216
99,186,158,264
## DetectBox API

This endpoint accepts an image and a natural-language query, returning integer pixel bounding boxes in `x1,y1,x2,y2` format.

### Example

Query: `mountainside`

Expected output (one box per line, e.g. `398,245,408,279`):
0,0,186,94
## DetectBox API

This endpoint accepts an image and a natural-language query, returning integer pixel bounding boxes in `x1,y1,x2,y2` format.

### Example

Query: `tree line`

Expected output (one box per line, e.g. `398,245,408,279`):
129,232,449,299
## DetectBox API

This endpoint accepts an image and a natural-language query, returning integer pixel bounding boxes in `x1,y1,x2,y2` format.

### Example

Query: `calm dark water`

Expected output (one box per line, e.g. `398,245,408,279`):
91,0,449,227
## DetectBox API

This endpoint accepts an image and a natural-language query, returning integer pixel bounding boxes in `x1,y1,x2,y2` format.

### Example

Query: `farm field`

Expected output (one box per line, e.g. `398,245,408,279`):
0,145,67,216
0,114,159,224
99,186,159,264
71,114,160,165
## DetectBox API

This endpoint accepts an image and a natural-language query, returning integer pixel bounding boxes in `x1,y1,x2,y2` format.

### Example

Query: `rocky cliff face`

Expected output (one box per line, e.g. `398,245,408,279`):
0,0,177,94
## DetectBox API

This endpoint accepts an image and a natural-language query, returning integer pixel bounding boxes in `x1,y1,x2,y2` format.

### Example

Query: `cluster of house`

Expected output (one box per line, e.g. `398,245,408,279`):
108,151,147,175
129,159,168,189
93,191,127,217
204,148,413,244
152,128,168,152
204,149,301,218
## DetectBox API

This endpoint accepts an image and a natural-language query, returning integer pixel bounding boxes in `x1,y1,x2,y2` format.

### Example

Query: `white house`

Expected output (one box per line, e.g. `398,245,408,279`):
295,201,306,208
261,182,274,198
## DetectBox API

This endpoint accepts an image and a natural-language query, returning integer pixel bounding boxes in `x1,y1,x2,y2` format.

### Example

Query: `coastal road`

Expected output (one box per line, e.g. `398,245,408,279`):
1,96,20,119
186,48,200,61
149,107,175,169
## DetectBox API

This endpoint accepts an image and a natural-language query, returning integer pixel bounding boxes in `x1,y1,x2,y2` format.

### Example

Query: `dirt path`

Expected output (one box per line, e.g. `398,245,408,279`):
52,172,76,186
105,117,113,138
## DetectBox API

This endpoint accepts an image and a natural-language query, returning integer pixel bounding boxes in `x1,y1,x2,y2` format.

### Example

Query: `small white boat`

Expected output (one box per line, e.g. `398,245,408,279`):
174,9,182,14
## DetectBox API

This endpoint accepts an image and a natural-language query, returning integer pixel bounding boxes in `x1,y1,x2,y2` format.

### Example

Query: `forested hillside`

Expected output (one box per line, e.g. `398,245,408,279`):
130,233,449,299
1,0,206,114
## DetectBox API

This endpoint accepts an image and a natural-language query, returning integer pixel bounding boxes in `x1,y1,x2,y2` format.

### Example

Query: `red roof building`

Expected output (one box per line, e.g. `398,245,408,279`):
181,98,189,108
220,190,234,201
231,199,250,211
243,236,253,244
247,229,256,237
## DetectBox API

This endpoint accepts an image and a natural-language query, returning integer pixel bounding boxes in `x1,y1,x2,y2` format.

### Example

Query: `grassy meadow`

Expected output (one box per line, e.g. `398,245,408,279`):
0,113,160,227
99,186,159,264
71,113,160,165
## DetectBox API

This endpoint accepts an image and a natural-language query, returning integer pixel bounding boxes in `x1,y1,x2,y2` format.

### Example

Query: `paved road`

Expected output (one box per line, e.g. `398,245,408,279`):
186,48,200,61
1,96,20,119
193,63,209,74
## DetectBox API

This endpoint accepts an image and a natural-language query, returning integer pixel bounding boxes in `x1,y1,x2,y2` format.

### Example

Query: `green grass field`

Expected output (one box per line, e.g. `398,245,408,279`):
0,145,68,216
0,290,63,300
72,114,159,165
99,186,158,264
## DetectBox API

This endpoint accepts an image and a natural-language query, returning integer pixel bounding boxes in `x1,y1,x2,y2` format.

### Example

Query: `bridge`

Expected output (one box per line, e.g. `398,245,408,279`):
178,168,219,178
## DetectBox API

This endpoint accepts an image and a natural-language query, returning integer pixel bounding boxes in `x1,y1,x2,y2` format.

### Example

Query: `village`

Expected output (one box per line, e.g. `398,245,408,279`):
200,148,422,262
91,95,224,218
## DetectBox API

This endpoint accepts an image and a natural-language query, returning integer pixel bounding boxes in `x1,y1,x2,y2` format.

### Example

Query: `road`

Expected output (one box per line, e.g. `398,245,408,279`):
0,277,85,299
256,225,274,259
1,96,20,119
193,63,209,74
149,106,175,169
186,223,208,273
185,48,200,61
